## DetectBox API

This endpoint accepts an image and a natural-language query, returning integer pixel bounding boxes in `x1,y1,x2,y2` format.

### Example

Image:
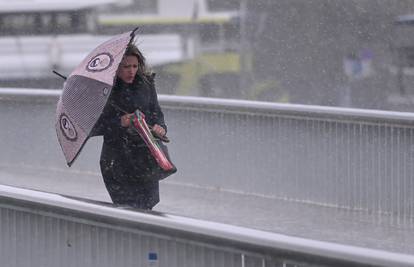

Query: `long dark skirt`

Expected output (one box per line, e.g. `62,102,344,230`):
99,144,160,210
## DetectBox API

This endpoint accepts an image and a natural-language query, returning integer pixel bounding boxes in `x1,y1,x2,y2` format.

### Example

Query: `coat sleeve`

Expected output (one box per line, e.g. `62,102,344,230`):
147,75,167,133
90,101,122,137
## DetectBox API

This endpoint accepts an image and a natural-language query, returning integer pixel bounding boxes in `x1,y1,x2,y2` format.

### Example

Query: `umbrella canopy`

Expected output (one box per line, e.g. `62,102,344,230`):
56,29,136,166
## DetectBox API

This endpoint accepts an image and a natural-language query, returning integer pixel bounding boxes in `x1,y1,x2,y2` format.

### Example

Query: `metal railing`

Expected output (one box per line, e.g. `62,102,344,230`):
1,184,414,267
1,88,414,222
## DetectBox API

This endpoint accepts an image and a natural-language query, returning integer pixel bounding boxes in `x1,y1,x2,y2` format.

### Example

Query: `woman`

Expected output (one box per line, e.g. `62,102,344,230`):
93,43,169,210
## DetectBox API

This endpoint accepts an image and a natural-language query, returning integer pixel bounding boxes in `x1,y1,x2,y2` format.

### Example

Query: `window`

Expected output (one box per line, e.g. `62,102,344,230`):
206,0,240,12
133,0,158,14
107,0,158,14
0,11,94,35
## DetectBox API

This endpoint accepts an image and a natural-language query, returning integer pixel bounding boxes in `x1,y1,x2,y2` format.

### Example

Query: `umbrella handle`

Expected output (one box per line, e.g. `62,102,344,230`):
150,127,170,143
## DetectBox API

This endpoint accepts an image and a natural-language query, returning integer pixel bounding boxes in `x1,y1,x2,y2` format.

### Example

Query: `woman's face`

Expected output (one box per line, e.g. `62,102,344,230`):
117,55,139,84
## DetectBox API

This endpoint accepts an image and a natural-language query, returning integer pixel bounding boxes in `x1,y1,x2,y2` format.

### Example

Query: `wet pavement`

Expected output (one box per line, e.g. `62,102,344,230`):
1,164,414,255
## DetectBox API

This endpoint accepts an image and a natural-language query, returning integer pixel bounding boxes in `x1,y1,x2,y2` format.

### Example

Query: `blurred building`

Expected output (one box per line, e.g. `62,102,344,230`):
0,0,114,88
97,0,242,97
389,13,414,110
0,0,114,35
0,0,184,89
245,0,414,110
98,0,239,53
3,0,414,111
100,0,414,110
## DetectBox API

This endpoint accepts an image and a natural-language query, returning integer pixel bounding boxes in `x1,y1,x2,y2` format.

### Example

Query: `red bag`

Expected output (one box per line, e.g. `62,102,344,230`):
130,110,175,172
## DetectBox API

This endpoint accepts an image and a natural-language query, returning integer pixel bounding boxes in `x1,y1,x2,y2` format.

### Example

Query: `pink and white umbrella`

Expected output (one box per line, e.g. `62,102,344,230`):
55,29,137,166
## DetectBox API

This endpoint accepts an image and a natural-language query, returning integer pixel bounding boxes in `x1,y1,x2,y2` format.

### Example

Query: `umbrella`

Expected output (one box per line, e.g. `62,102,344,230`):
55,28,138,166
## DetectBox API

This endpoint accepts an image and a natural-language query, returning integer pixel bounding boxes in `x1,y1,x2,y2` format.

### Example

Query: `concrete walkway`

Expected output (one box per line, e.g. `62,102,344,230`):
1,164,414,255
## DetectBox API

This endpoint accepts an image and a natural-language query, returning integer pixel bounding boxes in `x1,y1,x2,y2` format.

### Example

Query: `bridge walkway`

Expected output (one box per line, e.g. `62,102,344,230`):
1,165,413,256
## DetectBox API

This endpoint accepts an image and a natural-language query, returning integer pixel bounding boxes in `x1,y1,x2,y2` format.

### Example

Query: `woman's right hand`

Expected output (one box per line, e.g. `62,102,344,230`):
121,113,134,127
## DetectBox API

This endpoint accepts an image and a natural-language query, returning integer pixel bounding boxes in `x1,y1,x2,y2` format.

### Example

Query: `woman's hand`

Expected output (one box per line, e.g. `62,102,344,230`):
121,113,134,127
152,124,166,137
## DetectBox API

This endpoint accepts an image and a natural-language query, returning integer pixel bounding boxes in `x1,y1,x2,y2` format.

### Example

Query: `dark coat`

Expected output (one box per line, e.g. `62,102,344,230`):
92,74,167,209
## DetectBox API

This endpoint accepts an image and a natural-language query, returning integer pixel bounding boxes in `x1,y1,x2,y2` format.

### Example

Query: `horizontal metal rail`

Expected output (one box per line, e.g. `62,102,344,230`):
2,88,414,124
1,88,414,222
2,88,414,265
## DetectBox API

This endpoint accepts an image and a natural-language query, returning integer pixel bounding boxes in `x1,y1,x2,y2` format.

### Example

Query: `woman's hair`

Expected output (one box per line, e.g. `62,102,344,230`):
124,43,151,77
